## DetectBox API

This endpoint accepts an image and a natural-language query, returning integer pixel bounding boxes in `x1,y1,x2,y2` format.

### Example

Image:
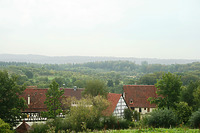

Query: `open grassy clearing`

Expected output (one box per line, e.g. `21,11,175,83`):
93,128,200,133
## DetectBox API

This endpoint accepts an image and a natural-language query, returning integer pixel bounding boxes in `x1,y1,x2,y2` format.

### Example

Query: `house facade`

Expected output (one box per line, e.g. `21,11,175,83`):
105,93,128,118
20,86,84,121
123,85,157,114
19,86,48,121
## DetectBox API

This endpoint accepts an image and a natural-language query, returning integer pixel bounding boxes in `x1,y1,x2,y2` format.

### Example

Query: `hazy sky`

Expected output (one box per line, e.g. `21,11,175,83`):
0,0,200,59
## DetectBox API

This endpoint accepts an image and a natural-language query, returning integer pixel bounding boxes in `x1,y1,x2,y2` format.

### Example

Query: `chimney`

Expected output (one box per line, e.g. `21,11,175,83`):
28,95,30,105
123,92,125,99
73,86,77,91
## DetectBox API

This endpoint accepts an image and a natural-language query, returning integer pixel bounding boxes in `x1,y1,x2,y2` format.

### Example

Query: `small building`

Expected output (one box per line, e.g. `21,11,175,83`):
16,120,30,133
20,86,84,121
123,85,157,114
104,93,128,118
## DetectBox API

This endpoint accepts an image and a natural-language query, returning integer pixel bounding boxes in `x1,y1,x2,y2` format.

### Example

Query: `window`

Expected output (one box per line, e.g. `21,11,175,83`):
131,107,135,110
139,108,141,112
144,108,146,110
130,99,133,104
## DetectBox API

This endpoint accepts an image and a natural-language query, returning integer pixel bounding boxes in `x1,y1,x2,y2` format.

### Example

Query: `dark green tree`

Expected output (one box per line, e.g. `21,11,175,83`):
148,72,182,109
107,80,114,87
53,77,65,87
44,80,64,118
124,108,133,121
0,70,27,126
82,80,108,97
180,81,200,111
24,70,33,79
174,102,192,124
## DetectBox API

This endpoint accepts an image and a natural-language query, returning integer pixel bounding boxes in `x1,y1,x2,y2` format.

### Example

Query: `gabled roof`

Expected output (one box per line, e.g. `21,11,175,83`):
20,88,48,112
16,121,30,133
20,87,84,112
104,93,122,116
123,85,157,108
62,88,84,100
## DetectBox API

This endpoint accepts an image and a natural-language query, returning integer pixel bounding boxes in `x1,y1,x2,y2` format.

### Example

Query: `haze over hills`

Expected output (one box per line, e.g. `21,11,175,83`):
0,54,199,65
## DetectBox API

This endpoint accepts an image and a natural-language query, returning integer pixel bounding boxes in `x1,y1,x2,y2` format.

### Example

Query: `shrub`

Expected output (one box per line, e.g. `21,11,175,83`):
102,115,118,129
52,117,72,132
174,102,192,124
118,119,129,129
102,115,129,130
189,108,200,128
146,108,178,128
29,123,49,133
0,119,13,133
69,95,109,132
124,108,133,121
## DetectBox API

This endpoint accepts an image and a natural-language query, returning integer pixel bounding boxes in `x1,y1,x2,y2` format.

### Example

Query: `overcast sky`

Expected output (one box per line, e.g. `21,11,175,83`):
0,0,200,59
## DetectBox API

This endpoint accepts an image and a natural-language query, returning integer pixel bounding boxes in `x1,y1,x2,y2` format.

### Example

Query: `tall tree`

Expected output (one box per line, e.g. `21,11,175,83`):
44,80,64,118
148,72,182,109
180,81,200,110
82,80,108,97
0,70,27,126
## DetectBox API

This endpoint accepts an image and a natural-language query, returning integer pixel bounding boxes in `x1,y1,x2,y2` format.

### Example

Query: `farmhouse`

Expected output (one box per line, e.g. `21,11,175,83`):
104,93,128,118
123,85,157,114
20,86,84,121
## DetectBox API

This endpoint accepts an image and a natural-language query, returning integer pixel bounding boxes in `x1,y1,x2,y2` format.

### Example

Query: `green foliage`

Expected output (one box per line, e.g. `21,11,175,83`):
193,86,200,110
82,80,108,97
124,108,133,121
73,80,86,88
102,116,129,130
53,77,66,87
24,70,33,79
174,102,192,124
146,108,178,128
181,81,200,111
29,122,49,133
107,80,114,87
69,95,109,131
189,109,200,128
148,72,182,109
138,72,163,85
43,80,64,118
0,119,13,133
0,70,27,127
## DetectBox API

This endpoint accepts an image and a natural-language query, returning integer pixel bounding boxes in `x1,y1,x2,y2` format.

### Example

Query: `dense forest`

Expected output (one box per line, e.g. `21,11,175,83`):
1,61,200,94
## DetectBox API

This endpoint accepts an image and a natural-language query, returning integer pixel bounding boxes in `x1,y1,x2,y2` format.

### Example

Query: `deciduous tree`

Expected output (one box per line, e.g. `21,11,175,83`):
82,80,108,97
43,80,64,118
148,72,182,109
0,70,27,126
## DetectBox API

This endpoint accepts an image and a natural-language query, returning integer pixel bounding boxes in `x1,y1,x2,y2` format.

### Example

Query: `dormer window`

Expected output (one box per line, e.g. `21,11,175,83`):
130,99,133,104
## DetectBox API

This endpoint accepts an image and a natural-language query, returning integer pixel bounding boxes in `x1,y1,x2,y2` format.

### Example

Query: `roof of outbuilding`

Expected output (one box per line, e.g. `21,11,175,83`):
16,120,30,133
123,85,157,108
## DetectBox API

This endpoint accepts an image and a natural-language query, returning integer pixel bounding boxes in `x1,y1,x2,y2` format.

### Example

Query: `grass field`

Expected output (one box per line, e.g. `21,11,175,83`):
94,128,200,133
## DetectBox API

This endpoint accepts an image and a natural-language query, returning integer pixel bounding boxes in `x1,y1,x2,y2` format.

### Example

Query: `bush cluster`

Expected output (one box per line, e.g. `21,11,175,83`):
189,109,200,128
146,108,178,128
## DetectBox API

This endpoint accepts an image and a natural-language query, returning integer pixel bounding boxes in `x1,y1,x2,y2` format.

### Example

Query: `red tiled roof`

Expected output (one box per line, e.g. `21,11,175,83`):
16,121,30,133
20,87,84,112
103,93,121,116
62,88,84,100
123,85,157,108
20,88,48,112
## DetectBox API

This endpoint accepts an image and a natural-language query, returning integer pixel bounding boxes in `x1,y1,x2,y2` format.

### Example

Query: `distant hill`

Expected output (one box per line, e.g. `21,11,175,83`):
0,54,199,65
